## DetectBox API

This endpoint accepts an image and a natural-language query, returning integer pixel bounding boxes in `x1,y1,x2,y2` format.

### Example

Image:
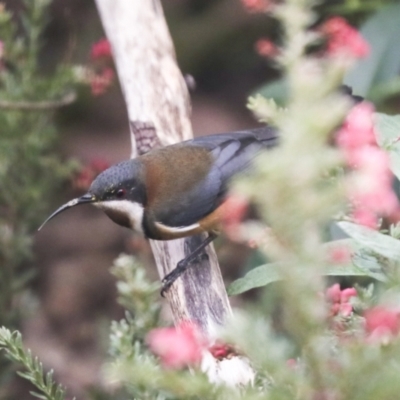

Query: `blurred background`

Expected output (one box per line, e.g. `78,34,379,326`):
1,0,400,398
2,0,274,397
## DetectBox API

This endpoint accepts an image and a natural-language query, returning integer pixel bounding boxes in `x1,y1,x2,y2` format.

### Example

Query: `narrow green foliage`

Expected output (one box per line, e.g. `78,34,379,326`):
0,0,77,331
0,327,70,400
0,0,74,102
247,94,286,124
107,257,242,399
110,254,161,341
0,1,77,395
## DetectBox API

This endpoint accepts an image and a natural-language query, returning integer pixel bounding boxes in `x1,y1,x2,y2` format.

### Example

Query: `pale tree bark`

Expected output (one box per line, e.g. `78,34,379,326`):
95,0,254,386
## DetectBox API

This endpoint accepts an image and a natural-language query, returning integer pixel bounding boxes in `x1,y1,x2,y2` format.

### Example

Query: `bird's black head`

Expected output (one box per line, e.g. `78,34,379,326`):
39,159,147,231
89,159,147,204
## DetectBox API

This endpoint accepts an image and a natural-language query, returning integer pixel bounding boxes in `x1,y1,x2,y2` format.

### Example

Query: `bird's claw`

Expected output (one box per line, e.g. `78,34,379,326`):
159,249,210,297
160,260,187,297
160,277,173,297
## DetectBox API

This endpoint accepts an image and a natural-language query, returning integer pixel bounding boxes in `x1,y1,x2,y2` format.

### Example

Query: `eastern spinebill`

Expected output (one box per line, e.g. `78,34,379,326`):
39,127,278,294
38,86,362,295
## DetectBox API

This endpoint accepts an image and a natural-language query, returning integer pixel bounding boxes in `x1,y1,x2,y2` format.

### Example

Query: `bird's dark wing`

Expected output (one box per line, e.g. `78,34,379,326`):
187,126,278,150
151,87,360,231
150,126,278,230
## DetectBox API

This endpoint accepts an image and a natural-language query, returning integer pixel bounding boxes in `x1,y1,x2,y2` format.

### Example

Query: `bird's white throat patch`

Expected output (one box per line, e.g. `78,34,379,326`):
95,200,144,233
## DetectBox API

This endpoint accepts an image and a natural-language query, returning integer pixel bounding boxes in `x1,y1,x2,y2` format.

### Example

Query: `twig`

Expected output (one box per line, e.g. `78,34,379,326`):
0,92,76,110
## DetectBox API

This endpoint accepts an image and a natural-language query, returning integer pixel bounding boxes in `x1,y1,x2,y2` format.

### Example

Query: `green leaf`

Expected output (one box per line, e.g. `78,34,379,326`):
0,328,67,400
351,248,387,282
29,391,48,400
227,263,282,296
375,113,400,146
228,238,386,295
337,221,400,261
227,260,378,296
344,3,400,97
375,112,400,180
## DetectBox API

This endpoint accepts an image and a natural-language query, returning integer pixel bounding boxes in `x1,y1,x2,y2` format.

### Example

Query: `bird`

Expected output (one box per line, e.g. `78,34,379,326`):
38,86,363,295
39,127,278,294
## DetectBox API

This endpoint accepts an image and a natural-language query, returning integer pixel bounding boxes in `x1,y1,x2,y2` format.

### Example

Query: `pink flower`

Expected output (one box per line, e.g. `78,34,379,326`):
146,322,205,369
241,0,272,13
336,102,399,226
90,67,115,96
364,306,400,342
221,194,249,241
90,38,112,60
255,38,278,58
336,103,376,152
352,186,398,215
341,287,358,303
221,195,248,227
349,147,398,217
320,17,369,58
326,284,357,317
347,145,390,175
327,245,352,264
351,207,378,229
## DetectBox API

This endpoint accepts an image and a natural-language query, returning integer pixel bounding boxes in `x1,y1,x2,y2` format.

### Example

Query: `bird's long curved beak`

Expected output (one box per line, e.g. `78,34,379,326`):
38,193,97,231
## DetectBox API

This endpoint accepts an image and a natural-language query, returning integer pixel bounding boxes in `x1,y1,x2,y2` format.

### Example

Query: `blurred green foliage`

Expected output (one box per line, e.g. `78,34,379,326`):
0,0,77,396
256,0,400,107
0,328,70,400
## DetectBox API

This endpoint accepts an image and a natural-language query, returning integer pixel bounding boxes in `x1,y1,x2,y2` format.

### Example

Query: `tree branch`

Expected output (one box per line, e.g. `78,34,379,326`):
95,0,254,386
94,0,231,333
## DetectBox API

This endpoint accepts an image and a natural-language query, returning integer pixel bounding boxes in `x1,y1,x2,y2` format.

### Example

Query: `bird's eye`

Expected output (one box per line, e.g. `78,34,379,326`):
116,189,126,198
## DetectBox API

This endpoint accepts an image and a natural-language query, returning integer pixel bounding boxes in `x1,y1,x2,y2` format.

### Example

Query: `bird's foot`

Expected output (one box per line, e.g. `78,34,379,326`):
160,233,217,297
194,252,209,263
160,259,188,297
160,251,210,297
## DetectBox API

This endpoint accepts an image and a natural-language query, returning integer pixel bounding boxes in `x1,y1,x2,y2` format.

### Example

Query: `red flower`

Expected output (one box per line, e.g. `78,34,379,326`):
73,158,109,192
90,158,110,174
90,38,112,60
73,167,94,192
241,0,272,13
364,306,400,342
208,342,236,360
146,321,205,369
90,67,115,96
320,17,369,59
326,284,357,317
255,38,278,58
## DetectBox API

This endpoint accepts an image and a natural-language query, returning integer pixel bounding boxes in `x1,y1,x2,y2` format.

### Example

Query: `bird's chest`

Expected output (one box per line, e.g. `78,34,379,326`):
95,200,144,232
